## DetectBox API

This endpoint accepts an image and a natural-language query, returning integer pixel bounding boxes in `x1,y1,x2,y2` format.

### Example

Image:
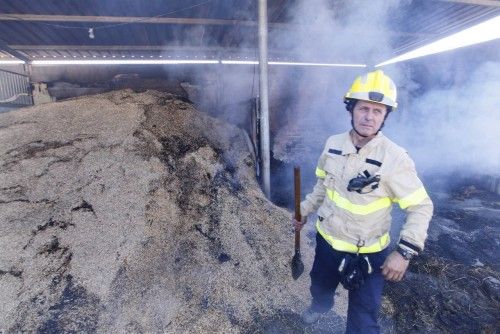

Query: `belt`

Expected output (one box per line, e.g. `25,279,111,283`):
316,220,390,254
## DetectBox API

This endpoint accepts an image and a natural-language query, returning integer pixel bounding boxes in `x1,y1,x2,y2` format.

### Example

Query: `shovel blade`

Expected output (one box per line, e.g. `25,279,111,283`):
291,252,304,280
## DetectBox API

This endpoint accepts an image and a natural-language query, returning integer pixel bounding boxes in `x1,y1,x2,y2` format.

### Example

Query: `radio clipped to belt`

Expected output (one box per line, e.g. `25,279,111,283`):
337,241,373,290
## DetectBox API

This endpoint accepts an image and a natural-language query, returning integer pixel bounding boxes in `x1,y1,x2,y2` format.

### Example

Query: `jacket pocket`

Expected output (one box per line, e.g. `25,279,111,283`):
322,157,337,189
323,157,336,174
317,201,334,221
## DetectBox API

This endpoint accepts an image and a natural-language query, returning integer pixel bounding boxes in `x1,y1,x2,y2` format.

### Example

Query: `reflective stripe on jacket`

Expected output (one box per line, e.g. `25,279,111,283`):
300,131,433,253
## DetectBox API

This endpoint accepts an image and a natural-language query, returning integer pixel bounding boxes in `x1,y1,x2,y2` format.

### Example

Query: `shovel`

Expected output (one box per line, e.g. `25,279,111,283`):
291,166,304,280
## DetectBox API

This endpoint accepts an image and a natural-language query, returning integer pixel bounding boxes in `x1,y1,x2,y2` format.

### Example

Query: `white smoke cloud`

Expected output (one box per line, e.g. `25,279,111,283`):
270,0,406,162
387,60,500,175
185,0,499,186
272,0,404,63
269,0,500,180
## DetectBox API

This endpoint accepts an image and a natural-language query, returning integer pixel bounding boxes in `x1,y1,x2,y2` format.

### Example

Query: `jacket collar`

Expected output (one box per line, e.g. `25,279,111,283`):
341,131,385,155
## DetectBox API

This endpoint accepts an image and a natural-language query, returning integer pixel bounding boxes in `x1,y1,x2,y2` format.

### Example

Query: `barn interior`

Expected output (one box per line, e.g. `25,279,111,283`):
0,1,499,333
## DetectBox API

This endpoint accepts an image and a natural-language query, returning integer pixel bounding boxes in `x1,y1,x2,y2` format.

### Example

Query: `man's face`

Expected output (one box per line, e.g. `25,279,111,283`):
351,100,388,137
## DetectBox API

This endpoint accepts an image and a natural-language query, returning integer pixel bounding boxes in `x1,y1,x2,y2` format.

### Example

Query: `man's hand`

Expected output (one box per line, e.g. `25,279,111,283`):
292,215,307,232
381,251,409,282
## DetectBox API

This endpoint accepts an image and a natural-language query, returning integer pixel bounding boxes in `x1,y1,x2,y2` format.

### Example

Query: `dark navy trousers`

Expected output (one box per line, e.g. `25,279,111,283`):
310,233,389,334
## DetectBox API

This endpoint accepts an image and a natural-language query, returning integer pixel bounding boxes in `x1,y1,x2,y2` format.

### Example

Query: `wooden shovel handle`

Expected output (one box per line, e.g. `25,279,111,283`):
294,167,301,252
294,167,301,221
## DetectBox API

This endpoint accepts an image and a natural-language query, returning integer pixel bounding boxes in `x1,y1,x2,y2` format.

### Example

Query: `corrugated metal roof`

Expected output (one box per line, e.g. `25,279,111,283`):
391,1,500,53
0,0,498,62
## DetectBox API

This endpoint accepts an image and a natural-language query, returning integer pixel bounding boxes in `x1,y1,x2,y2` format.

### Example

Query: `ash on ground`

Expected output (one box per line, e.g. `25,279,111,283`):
382,182,500,333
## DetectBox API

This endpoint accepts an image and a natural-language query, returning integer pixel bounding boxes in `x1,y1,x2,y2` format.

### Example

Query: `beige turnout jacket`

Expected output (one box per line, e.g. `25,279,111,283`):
301,131,433,253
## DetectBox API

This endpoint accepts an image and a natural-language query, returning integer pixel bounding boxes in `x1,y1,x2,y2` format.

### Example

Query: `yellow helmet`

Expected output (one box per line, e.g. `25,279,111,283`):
344,70,398,110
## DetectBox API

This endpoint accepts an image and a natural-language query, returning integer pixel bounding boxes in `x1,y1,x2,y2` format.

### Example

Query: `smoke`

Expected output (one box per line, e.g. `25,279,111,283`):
258,0,500,203
271,0,405,63
190,0,410,146
262,0,409,202
267,0,500,179
269,0,407,168
133,0,499,199
386,60,500,175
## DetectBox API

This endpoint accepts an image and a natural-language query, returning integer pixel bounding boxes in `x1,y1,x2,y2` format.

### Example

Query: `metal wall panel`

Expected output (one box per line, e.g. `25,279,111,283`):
0,68,32,107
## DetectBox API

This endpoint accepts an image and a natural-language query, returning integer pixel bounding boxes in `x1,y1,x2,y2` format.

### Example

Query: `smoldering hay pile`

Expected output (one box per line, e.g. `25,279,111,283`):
0,90,316,333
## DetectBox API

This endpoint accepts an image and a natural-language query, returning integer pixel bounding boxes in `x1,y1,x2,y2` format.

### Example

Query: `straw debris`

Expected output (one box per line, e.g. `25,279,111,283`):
0,90,314,333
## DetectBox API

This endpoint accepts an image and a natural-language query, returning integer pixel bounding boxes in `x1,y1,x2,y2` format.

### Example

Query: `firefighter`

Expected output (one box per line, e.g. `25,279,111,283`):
294,70,433,332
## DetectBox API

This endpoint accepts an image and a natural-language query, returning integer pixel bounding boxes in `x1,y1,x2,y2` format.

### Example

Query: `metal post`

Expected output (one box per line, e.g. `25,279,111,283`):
25,63,34,106
258,0,271,199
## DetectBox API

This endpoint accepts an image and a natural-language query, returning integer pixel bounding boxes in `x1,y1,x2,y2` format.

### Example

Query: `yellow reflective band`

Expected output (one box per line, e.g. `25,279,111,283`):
316,221,390,254
395,187,429,209
316,167,326,179
326,189,392,215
